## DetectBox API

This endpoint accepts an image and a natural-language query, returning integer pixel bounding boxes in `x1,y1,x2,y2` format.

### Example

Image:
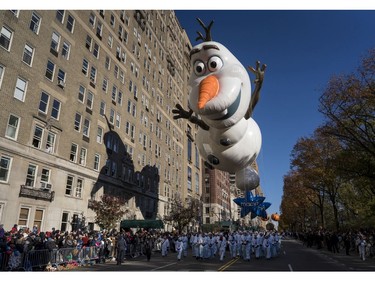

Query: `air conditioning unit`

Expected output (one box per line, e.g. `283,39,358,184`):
40,182,52,190
57,80,65,89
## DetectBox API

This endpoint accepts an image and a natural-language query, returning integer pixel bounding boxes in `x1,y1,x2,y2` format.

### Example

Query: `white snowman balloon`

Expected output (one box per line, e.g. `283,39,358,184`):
173,19,266,190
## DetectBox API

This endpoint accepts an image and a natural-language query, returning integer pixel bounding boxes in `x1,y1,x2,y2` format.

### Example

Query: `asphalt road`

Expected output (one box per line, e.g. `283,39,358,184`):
70,238,375,272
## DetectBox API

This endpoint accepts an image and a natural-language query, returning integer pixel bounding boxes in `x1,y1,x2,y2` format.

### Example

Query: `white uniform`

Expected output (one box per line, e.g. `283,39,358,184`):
161,236,170,257
241,232,251,261
228,233,237,258
176,237,184,261
263,234,272,260
217,235,227,261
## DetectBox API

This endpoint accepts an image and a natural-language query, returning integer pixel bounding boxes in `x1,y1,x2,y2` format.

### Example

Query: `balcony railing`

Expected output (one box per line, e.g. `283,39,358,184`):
19,185,55,202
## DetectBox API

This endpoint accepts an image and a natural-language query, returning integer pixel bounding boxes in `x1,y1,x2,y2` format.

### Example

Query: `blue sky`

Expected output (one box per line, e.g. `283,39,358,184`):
175,10,375,216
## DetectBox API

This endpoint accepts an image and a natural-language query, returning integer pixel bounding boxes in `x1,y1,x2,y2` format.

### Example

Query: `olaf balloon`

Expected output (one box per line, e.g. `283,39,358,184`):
173,18,266,190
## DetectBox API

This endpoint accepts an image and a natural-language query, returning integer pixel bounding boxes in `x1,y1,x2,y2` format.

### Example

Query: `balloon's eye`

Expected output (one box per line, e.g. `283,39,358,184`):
208,56,223,72
194,60,205,76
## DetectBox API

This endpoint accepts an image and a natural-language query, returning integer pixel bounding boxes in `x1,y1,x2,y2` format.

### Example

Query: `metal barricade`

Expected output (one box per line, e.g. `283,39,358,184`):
0,246,102,271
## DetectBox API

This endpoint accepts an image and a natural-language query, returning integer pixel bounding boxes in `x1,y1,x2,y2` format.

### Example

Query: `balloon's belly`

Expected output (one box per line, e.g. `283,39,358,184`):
196,119,261,173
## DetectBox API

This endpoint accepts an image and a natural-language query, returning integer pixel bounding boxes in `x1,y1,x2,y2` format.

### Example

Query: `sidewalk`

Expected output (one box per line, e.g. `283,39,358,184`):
295,239,375,271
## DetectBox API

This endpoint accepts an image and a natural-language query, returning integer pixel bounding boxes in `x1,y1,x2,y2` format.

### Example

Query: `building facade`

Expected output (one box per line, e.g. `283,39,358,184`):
0,10,201,232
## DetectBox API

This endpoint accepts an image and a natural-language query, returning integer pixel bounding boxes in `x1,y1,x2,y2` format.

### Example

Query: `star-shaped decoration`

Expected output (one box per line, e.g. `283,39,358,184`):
254,201,271,219
233,191,265,218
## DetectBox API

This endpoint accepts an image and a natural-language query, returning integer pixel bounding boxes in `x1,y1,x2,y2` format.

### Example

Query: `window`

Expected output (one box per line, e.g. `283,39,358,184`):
79,147,87,166
22,44,34,66
94,154,100,171
38,91,49,113
83,118,90,137
87,91,93,109
82,58,89,76
61,212,69,232
14,77,27,102
5,114,20,140
66,14,75,33
85,35,92,50
90,66,97,83
114,64,119,78
10,10,19,17
105,56,111,70
25,164,37,187
102,78,108,92
32,125,43,148
33,209,44,232
97,126,103,143
116,113,121,128
110,13,115,27
56,10,64,23
18,207,30,228
46,131,56,153
70,143,78,162
51,99,61,120
0,65,4,88
45,60,55,80
74,113,81,131
51,32,60,52
117,91,123,105
99,101,106,116
78,85,85,103
111,86,117,102
65,175,73,195
89,12,96,27
109,109,115,124
75,178,83,198
41,168,50,183
29,12,41,34
96,21,103,37
93,42,100,58
0,156,11,182
57,68,66,82
61,41,70,59
107,35,113,48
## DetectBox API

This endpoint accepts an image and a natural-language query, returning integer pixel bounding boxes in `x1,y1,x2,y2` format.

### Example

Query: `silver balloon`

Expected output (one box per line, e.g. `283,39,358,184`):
235,166,260,191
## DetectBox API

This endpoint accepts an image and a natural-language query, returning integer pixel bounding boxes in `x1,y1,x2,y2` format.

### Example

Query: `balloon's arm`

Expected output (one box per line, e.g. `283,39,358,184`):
172,103,209,131
245,61,267,119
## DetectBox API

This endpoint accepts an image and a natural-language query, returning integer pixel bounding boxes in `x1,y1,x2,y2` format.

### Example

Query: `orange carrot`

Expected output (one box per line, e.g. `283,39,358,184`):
198,75,219,109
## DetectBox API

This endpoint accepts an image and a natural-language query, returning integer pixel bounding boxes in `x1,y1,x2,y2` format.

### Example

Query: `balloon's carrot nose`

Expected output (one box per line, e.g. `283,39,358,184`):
198,75,219,109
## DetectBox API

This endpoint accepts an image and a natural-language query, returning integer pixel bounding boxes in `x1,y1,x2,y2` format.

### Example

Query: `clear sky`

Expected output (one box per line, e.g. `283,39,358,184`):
175,10,375,216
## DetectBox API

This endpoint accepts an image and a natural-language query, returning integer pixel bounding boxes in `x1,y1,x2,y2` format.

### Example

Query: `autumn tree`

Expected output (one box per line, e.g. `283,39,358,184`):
290,127,347,230
89,194,127,230
319,48,375,194
164,197,201,233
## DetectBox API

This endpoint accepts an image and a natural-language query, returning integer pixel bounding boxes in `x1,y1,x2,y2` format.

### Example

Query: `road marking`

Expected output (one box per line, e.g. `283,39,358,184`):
218,257,239,271
151,262,177,271
288,264,293,271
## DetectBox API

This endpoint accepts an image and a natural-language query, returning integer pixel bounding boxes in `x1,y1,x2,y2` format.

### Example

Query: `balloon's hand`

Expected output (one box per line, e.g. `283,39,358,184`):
172,104,192,120
248,61,266,86
172,104,210,131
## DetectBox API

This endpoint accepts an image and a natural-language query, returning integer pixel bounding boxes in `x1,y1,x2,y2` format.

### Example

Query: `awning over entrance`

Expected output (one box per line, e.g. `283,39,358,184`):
120,219,164,229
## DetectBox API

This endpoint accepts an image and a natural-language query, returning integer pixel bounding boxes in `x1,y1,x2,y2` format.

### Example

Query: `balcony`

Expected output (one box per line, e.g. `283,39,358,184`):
19,185,55,202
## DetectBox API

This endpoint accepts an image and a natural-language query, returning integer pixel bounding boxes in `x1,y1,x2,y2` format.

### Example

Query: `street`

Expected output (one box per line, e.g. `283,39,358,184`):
71,238,375,272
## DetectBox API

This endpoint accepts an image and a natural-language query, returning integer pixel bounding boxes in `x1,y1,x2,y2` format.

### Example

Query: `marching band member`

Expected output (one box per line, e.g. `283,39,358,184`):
217,233,227,261
176,236,184,261
263,232,272,260
228,231,237,259
241,231,252,261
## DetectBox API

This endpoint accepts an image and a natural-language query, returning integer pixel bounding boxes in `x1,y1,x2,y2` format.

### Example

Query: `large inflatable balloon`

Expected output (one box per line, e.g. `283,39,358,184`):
233,190,265,218
173,18,266,190
271,213,280,221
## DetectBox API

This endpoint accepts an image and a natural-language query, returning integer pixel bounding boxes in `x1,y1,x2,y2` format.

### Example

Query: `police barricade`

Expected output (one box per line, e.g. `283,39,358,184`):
0,246,101,271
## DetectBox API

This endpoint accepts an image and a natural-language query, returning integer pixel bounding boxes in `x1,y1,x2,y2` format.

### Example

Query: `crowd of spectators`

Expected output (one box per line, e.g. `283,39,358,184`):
291,228,375,260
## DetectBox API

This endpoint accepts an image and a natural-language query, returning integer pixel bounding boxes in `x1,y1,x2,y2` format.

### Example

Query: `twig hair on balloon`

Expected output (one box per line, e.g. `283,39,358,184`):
196,18,214,42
